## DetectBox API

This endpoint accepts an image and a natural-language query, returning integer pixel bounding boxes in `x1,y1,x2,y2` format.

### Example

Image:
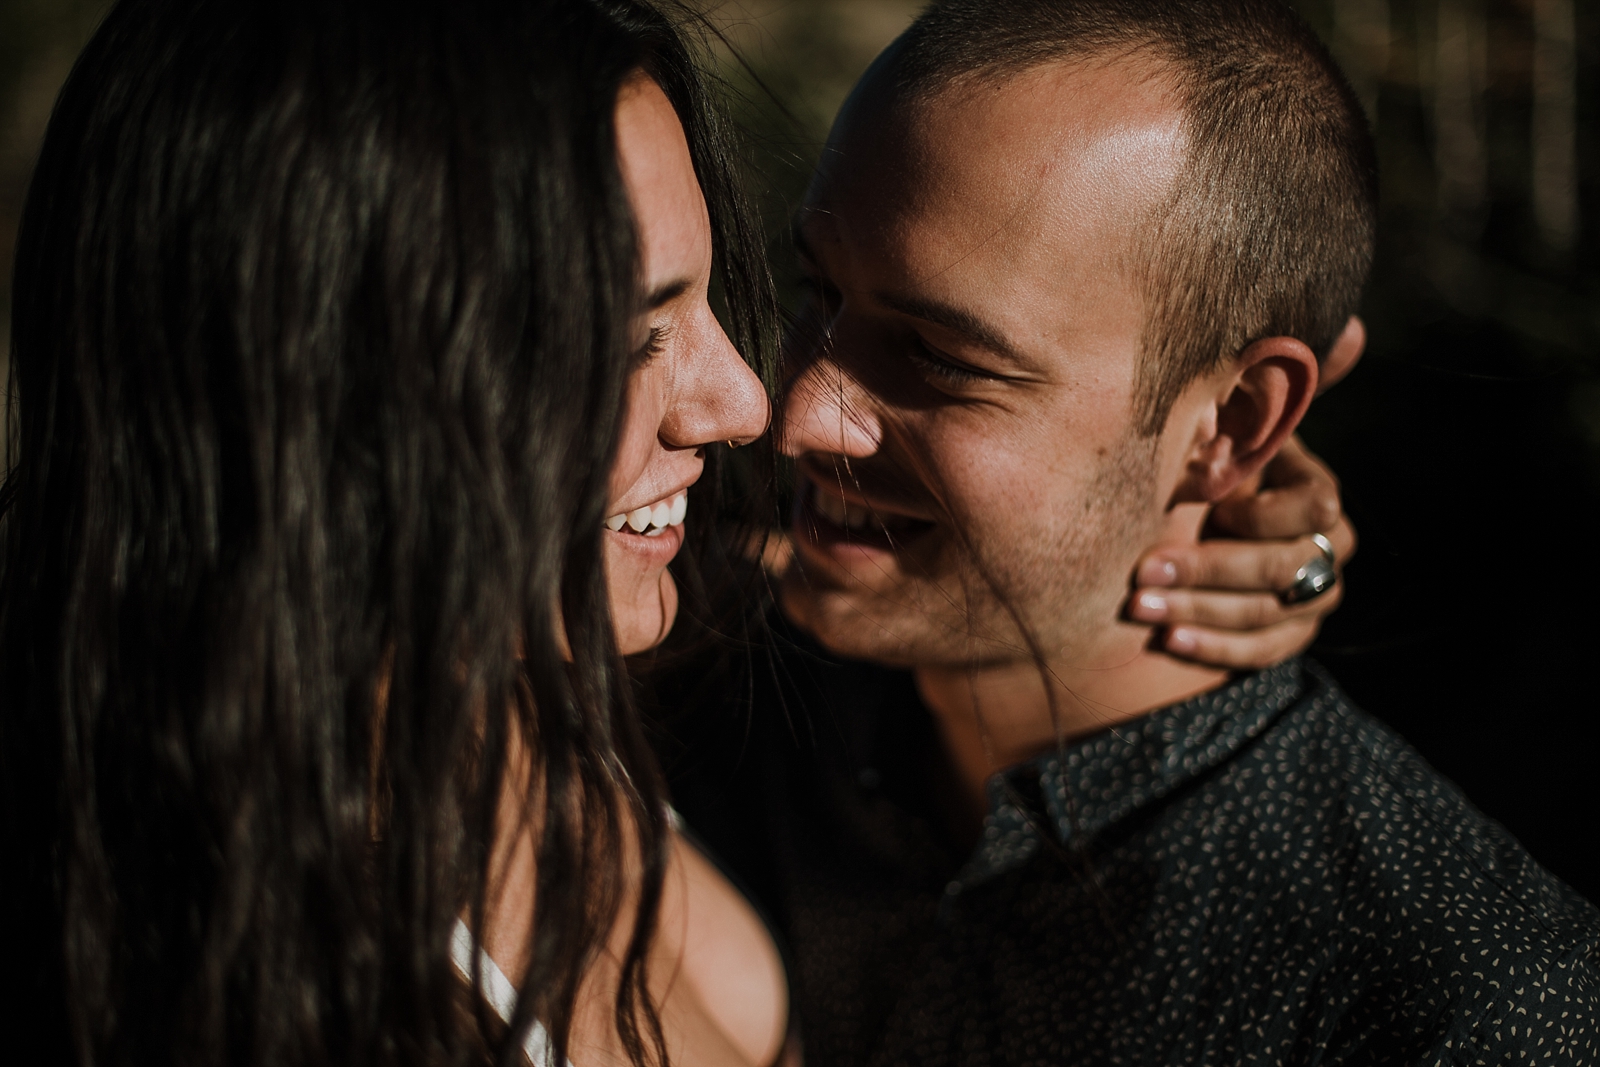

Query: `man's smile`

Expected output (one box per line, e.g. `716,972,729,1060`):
793,469,938,558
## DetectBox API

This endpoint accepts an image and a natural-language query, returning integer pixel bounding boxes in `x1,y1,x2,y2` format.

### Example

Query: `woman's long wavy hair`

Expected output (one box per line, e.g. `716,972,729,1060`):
0,1,776,1065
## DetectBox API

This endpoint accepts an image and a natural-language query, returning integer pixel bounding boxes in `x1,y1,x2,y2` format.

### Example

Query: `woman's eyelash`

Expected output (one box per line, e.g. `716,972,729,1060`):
907,339,986,385
635,325,668,363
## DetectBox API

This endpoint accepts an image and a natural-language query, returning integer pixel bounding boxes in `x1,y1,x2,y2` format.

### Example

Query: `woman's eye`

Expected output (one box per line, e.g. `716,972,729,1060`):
634,325,668,365
906,339,987,386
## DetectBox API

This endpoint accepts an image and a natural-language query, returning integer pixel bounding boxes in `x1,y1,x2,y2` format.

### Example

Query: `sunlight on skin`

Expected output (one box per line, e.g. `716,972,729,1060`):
474,74,784,1067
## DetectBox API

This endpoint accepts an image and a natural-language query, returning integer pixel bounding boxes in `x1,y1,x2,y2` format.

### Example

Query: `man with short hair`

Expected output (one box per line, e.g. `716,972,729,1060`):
667,1,1600,1062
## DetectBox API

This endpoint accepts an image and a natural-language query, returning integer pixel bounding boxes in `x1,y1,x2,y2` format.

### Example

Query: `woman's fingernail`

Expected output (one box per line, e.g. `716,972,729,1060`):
1139,557,1179,587
1166,627,1198,653
1132,590,1168,620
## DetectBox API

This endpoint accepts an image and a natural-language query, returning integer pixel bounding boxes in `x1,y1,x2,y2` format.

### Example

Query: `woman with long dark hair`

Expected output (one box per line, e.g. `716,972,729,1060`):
1,1,783,1064
0,0,1353,1065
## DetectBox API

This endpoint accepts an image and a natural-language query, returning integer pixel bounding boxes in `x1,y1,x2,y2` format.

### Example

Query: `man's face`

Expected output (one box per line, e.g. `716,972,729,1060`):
779,58,1197,669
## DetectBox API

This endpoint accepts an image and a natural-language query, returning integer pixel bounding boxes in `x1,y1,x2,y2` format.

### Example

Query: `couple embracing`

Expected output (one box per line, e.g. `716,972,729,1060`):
5,0,1594,1065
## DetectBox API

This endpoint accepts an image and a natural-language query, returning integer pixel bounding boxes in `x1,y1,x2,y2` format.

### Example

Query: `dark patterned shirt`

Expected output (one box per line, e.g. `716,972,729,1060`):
663,637,1600,1066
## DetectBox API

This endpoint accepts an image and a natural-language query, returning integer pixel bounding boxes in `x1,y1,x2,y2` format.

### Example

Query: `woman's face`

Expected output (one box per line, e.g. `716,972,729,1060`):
605,76,768,655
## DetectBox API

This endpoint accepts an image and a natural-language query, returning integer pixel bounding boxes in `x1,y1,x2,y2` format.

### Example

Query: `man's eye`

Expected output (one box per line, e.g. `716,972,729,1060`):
907,339,987,386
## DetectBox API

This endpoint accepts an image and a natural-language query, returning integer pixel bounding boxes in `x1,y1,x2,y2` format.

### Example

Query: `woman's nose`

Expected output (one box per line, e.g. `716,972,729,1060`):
778,350,883,460
661,312,770,450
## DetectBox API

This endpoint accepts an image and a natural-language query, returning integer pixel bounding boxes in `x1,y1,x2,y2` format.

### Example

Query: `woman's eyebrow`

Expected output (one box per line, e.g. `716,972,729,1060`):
646,278,691,309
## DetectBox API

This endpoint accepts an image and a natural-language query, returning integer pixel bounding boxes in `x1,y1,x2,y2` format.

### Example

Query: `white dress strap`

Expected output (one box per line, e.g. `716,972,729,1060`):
450,812,682,1065
450,919,562,1067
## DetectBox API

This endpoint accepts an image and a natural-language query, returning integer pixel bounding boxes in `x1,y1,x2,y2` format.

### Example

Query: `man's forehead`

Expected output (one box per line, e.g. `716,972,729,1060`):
797,56,1188,380
807,56,1187,256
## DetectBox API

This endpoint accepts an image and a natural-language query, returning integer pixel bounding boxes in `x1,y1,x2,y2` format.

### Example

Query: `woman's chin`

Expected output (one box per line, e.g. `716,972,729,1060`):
615,570,679,656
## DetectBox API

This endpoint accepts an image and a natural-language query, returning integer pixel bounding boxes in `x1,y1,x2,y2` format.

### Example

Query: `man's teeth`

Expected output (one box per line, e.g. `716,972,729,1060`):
813,486,878,532
604,491,688,537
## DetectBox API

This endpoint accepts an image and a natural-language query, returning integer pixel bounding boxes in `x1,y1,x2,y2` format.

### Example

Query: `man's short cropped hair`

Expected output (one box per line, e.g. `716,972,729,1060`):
889,0,1379,434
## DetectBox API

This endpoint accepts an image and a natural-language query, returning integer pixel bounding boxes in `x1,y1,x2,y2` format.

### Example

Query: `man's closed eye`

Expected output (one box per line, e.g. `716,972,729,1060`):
906,337,997,387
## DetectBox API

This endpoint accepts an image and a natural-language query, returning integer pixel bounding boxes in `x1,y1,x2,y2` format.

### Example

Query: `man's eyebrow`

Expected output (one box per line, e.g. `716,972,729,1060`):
645,279,691,309
875,290,1026,365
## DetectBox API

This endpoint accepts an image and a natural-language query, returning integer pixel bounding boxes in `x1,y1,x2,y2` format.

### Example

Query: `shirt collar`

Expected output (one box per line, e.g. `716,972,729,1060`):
951,658,1310,893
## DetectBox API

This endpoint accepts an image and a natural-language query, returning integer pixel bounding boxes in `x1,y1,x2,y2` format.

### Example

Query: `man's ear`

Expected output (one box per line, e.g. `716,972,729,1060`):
1173,335,1319,504
1318,315,1366,394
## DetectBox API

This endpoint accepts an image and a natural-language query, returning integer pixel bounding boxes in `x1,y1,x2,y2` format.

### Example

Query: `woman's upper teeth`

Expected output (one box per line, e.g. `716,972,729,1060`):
605,491,688,534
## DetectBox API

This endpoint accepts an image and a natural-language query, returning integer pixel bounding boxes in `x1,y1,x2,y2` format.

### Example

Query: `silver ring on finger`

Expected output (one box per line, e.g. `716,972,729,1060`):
1309,531,1336,566
1281,535,1338,605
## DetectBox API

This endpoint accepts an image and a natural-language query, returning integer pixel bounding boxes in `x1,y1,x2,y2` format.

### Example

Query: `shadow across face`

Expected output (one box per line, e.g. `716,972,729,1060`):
778,59,1187,671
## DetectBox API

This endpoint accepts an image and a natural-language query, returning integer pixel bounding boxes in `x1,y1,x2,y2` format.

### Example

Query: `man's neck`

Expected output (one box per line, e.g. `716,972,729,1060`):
912,504,1228,834
913,636,1227,832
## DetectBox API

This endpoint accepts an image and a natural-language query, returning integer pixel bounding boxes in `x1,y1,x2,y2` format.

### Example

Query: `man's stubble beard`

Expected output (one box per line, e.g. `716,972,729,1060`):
782,433,1163,672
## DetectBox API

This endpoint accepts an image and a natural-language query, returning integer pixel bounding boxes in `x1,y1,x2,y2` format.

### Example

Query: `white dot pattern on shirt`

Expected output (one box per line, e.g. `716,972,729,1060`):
849,660,1600,1065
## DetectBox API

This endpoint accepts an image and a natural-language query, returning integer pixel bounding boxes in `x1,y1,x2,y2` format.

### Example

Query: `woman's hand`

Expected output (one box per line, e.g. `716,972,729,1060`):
1129,435,1356,669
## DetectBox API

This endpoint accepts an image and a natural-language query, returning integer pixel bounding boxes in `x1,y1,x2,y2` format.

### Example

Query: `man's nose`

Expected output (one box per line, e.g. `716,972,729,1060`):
779,351,883,459
660,315,770,451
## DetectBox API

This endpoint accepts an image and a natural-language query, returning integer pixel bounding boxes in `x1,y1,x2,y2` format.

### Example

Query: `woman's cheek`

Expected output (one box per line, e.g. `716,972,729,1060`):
609,365,666,503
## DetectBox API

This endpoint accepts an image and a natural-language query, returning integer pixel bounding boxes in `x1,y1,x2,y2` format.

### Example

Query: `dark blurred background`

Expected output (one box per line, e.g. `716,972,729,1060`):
3,0,1596,896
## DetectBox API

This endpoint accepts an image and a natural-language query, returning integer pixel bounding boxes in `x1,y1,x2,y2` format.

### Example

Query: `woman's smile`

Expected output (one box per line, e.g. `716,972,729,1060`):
604,487,690,568
606,73,769,656
605,488,689,536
